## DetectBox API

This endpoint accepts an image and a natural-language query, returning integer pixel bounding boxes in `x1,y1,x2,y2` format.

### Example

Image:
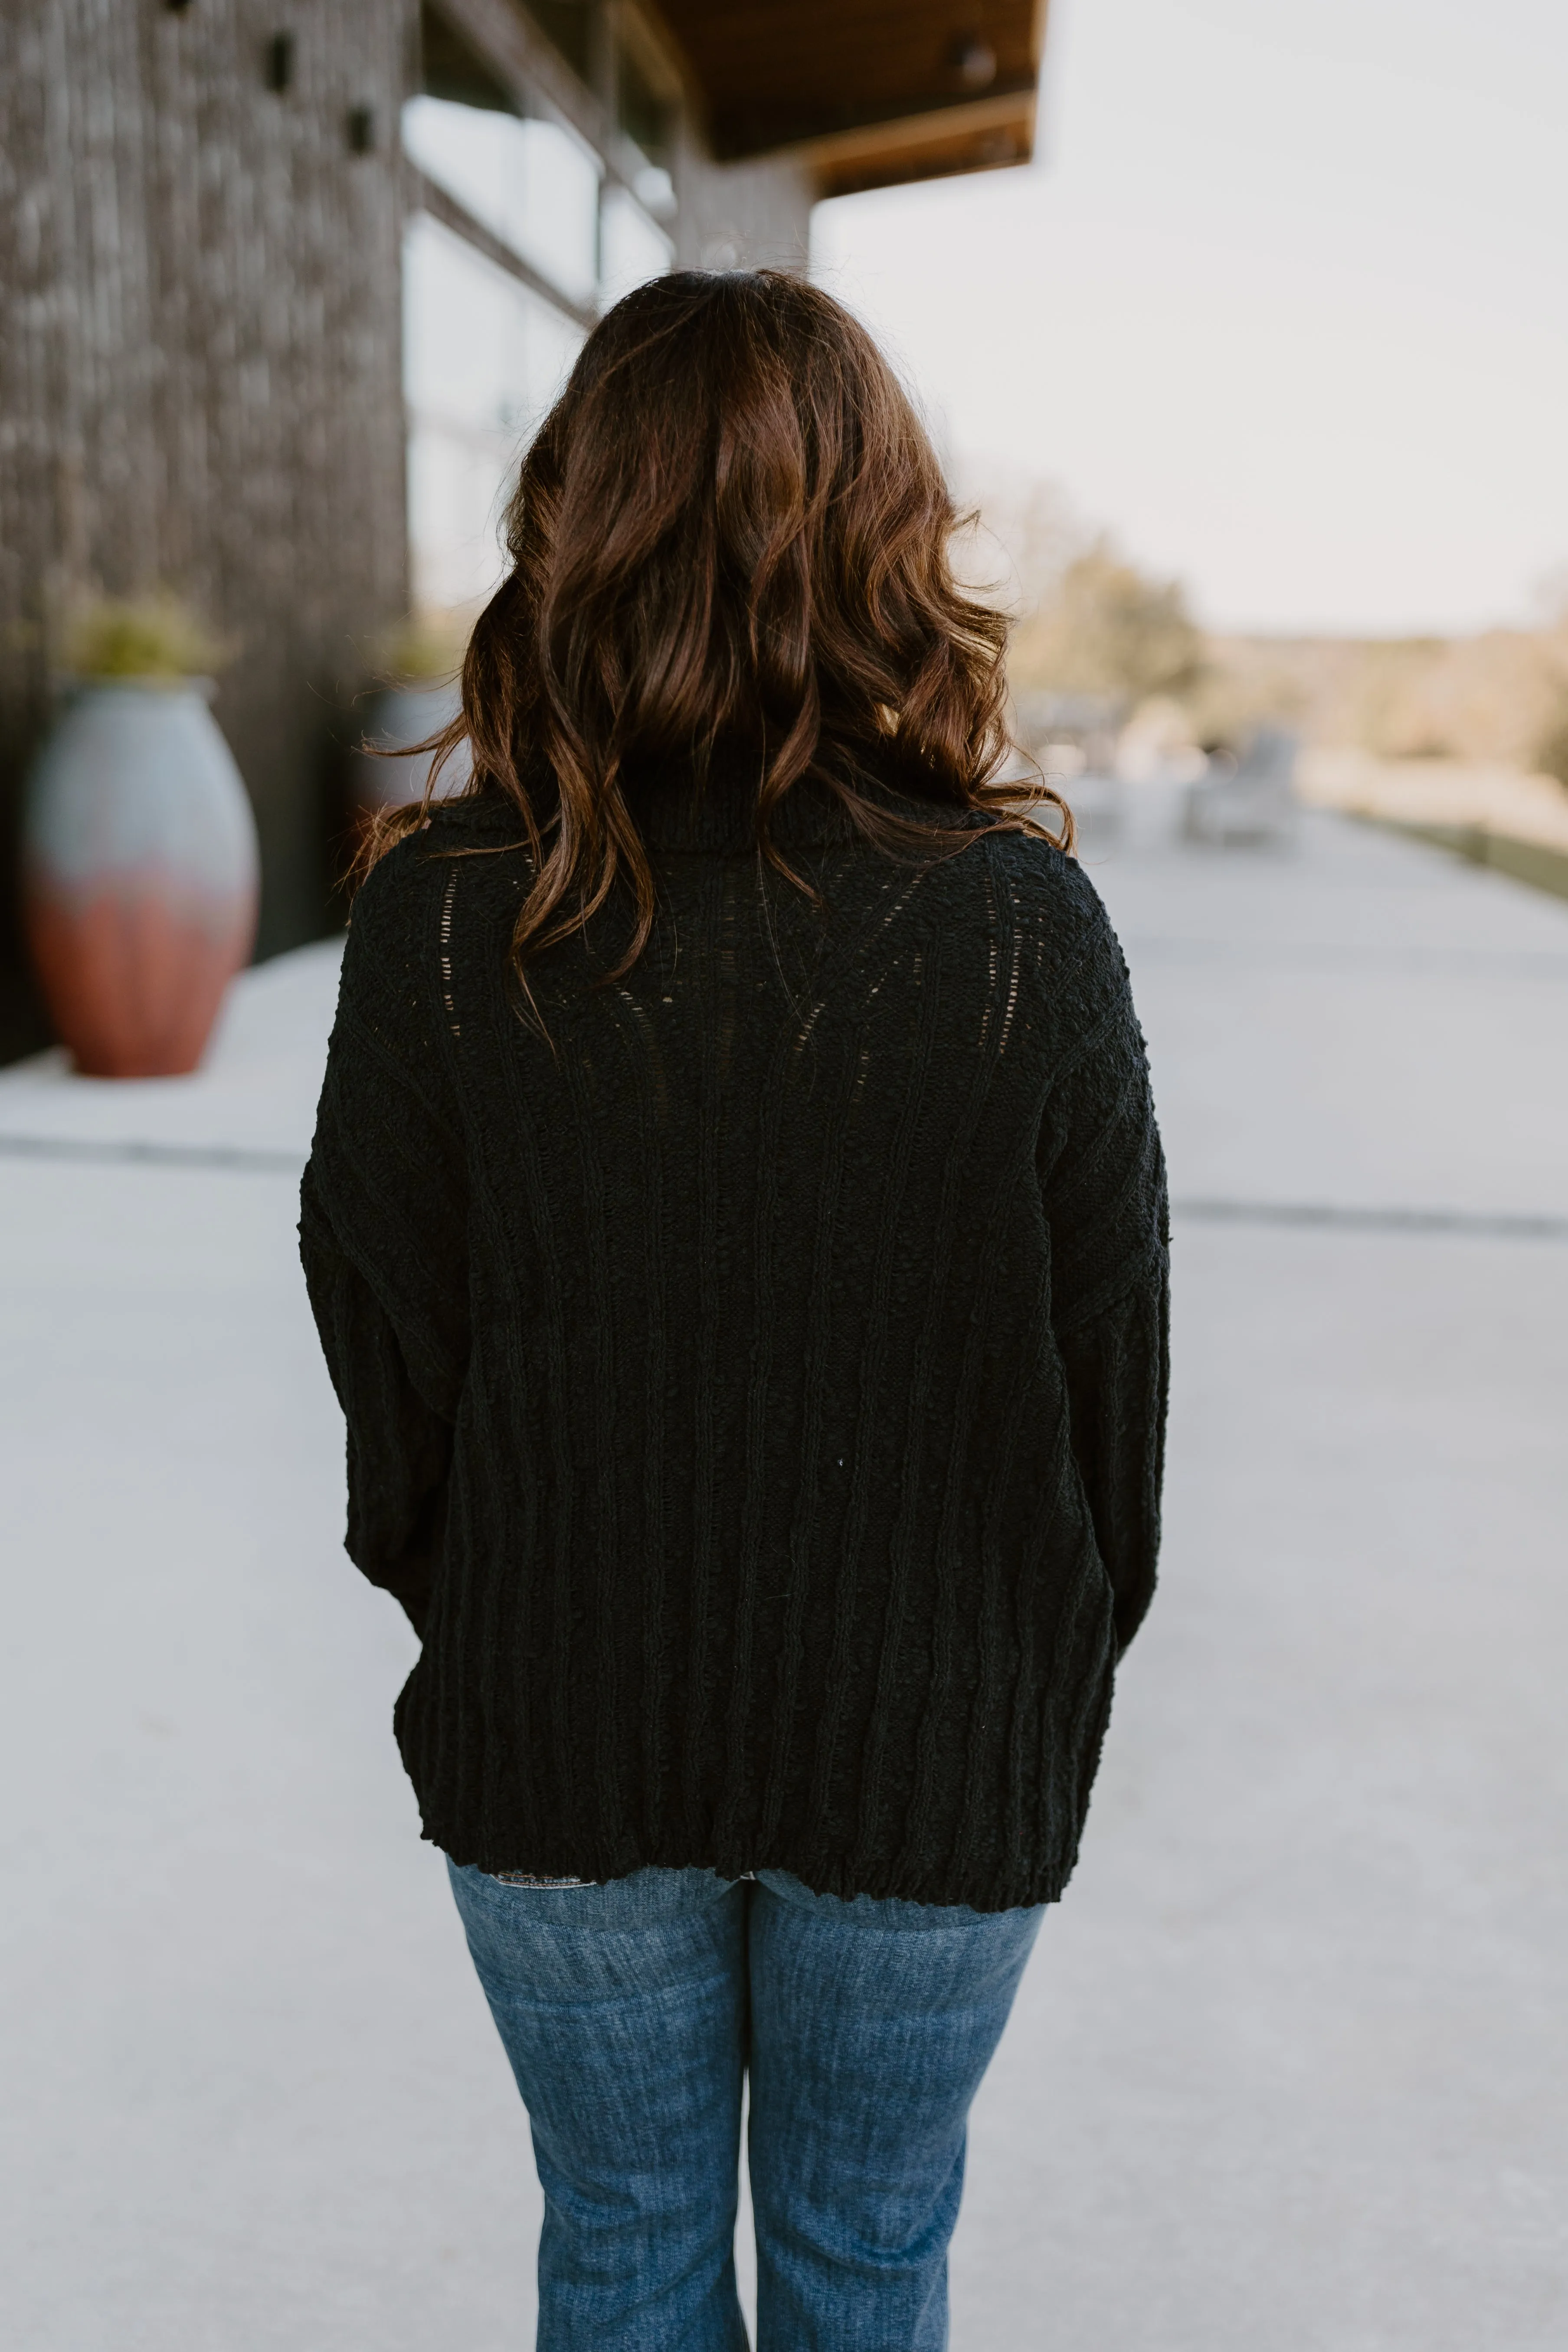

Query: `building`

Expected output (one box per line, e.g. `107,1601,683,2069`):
0,1,1047,1058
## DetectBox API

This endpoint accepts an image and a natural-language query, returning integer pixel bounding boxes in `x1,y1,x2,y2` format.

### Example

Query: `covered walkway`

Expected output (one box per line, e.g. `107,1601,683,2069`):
3,798,1565,2348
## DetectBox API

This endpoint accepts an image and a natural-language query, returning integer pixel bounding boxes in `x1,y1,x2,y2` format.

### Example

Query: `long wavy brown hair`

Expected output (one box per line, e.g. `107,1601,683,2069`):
365,269,1070,975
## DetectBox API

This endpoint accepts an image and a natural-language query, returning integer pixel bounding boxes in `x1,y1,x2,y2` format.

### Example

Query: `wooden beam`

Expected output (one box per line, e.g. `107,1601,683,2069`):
652,0,1046,163
773,85,1034,172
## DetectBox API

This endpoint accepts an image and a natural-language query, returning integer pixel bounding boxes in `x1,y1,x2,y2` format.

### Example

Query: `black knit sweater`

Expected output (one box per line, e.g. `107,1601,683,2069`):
299,770,1169,1911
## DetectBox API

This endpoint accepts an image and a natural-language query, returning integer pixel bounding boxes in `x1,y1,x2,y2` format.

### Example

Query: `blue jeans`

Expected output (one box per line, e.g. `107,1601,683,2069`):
447,1861,1043,2351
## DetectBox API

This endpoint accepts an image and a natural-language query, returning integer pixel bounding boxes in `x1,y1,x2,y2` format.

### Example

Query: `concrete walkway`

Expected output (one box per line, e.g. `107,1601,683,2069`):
2,797,1565,2349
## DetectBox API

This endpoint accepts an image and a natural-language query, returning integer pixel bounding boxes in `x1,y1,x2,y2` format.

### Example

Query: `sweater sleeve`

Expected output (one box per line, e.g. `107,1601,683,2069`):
1035,874,1170,1654
1054,1264,1169,1655
298,845,469,1638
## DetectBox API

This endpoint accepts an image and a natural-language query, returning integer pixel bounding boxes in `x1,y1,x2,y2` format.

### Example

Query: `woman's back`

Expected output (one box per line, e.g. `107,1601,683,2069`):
301,761,1165,1910
301,268,1169,2347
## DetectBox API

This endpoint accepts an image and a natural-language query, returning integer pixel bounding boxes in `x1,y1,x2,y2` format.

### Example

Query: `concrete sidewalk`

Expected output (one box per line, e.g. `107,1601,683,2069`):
2,799,1565,2349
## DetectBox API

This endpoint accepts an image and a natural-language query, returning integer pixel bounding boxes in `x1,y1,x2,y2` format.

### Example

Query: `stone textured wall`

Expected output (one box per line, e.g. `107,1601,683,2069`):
0,0,415,1047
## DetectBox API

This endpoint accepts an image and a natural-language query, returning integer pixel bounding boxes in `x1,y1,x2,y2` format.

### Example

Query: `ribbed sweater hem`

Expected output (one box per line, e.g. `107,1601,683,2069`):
421,1821,1091,1914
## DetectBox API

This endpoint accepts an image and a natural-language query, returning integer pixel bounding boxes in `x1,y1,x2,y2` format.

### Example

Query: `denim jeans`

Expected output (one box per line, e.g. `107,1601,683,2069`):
447,1859,1043,2351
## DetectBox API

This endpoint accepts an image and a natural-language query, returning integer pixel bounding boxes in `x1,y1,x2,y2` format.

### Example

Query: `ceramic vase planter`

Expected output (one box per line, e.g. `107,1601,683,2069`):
353,681,471,819
24,679,260,1078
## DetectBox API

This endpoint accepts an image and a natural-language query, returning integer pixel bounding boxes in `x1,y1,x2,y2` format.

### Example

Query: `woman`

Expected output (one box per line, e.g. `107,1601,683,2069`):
301,270,1167,2350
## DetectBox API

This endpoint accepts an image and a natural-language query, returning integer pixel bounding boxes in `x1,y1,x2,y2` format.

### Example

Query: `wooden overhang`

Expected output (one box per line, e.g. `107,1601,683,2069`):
654,1,1048,197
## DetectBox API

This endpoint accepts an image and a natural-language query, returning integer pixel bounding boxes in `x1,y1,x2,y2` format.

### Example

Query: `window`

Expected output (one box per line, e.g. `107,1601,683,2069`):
599,186,674,308
404,215,584,611
419,4,514,111
616,38,674,166
403,95,601,310
402,1,681,613
525,0,593,84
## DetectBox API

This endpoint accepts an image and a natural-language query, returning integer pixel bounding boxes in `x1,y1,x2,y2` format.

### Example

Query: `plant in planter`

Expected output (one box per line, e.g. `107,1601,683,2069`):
352,611,474,820
23,593,260,1078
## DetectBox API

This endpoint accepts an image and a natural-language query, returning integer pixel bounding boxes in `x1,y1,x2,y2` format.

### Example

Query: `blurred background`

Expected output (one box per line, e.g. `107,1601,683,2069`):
1,5,1565,2348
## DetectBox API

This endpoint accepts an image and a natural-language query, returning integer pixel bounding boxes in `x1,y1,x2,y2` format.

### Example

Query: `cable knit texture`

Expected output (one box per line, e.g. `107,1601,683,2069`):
300,768,1169,1911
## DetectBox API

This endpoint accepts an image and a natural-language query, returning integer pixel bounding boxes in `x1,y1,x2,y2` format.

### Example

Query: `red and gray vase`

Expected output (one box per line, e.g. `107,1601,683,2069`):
352,681,471,819
24,680,260,1078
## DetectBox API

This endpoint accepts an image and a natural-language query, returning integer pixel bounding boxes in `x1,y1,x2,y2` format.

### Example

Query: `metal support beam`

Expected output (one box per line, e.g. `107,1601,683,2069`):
404,163,601,330
429,0,652,197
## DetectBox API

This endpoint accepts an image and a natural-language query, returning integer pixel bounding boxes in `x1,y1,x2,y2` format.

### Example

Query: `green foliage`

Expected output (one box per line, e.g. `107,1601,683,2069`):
376,610,469,683
62,593,228,681
1181,659,1306,754
1012,537,1205,705
1534,694,1568,789
1196,625,1568,770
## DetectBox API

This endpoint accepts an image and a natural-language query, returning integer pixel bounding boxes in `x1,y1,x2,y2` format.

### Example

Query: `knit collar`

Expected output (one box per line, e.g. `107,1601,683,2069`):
625,753,992,857
445,761,997,860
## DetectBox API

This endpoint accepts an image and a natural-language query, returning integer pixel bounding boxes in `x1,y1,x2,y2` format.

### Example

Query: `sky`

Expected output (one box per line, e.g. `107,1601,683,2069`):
811,0,1568,637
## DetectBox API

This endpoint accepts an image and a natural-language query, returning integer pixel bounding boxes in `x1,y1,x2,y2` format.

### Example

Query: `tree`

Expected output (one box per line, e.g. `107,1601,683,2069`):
1011,536,1205,705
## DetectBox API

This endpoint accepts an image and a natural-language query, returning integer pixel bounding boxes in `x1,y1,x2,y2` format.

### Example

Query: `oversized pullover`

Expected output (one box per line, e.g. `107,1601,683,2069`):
299,770,1169,1911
